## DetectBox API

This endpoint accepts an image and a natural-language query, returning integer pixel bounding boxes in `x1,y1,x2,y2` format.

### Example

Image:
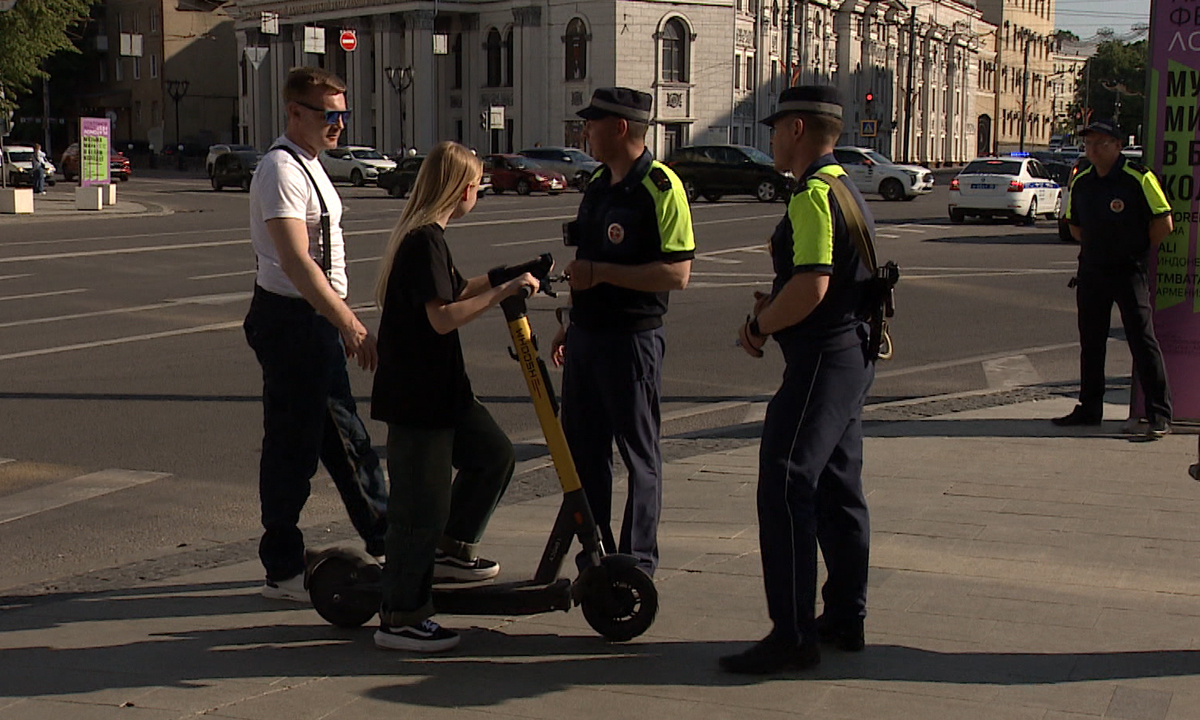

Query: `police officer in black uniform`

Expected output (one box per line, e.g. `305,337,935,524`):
550,88,695,576
721,86,875,674
1054,119,1174,437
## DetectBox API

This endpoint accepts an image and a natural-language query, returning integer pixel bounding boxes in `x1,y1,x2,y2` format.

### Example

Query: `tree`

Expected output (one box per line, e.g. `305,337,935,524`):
0,0,95,113
1075,38,1147,142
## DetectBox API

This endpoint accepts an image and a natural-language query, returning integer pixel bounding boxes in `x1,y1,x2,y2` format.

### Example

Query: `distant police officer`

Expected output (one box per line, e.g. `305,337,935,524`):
721,86,875,674
550,88,695,576
1054,119,1174,437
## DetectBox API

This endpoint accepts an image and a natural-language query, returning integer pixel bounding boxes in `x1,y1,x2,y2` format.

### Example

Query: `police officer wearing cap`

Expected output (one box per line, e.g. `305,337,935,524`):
721,86,875,674
1054,119,1174,436
550,87,695,576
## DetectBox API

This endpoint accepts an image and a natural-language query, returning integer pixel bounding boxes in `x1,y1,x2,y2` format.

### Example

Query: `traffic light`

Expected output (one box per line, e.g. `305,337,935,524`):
864,92,875,119
865,92,874,103
480,111,488,131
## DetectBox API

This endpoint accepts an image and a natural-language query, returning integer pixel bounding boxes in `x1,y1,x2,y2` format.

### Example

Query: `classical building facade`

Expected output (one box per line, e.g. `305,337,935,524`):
1051,38,1092,140
976,0,1056,150
228,0,994,163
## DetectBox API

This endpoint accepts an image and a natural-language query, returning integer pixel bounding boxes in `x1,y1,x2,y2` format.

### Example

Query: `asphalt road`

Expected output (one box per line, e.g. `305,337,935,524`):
0,174,1093,591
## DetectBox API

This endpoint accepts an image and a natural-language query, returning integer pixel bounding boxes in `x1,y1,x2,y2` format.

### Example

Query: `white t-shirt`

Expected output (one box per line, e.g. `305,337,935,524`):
249,135,349,299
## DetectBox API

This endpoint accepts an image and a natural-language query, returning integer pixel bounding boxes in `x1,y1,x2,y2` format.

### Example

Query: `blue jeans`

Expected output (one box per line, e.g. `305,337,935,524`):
33,165,45,193
243,285,389,582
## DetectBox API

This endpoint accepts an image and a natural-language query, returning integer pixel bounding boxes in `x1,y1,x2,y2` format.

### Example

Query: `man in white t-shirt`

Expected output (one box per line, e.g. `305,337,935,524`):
243,66,388,602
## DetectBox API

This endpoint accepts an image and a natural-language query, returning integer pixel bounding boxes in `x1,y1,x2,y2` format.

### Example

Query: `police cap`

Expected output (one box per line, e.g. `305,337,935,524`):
760,85,843,126
576,87,653,123
1079,117,1123,143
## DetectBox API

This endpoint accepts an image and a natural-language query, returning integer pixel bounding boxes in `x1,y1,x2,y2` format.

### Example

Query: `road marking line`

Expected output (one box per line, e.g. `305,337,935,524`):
0,320,244,362
0,227,238,248
0,274,32,281
0,469,171,525
877,233,900,239
890,227,926,234
0,288,87,302
189,269,255,280
494,237,560,247
905,269,1070,280
982,355,1042,388
0,239,246,264
876,342,1078,379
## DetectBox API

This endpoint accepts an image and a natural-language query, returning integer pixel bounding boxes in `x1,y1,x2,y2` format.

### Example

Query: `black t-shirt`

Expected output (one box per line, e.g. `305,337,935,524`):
1067,155,1172,271
371,224,472,428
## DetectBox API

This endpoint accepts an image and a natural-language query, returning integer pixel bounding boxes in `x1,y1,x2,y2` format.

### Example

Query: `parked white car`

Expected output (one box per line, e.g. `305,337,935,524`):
948,154,1062,225
1,145,55,187
318,146,396,186
833,146,934,200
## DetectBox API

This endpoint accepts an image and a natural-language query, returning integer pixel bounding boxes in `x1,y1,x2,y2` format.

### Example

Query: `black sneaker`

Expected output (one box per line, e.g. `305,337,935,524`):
374,619,460,652
1146,417,1171,439
433,551,500,582
719,635,820,674
816,615,865,652
1051,406,1102,427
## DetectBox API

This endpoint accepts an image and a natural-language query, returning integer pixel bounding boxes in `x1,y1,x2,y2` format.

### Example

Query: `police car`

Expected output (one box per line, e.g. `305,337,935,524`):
948,154,1062,225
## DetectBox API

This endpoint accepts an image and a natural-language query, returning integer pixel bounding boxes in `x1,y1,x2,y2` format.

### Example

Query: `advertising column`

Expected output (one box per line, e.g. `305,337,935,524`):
80,117,111,187
1145,2,1200,420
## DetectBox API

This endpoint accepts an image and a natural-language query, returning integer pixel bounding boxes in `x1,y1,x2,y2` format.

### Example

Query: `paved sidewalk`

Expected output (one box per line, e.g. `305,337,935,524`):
1,392,1198,719
1,184,164,223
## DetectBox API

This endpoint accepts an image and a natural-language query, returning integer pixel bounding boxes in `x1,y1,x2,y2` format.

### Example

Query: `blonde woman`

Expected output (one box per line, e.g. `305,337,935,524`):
370,141,538,652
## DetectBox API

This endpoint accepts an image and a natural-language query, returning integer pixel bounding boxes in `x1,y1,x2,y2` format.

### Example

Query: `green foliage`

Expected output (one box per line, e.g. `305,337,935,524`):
1075,39,1147,138
1054,30,1080,43
0,0,96,112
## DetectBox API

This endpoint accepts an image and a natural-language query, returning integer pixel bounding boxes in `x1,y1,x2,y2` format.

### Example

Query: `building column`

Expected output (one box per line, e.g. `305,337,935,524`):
461,14,483,151
405,10,436,152
512,6,543,151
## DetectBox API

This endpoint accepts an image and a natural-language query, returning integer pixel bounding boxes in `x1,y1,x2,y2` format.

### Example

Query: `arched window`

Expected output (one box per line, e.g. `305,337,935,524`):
565,18,587,81
504,28,514,87
661,18,689,83
486,29,502,87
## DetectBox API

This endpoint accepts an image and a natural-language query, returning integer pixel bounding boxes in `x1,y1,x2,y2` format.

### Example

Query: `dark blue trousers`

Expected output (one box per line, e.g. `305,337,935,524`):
244,286,389,582
758,340,874,645
562,325,665,575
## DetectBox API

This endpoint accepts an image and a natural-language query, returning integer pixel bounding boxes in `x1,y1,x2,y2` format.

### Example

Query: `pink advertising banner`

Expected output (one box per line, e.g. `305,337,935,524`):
1144,0,1200,420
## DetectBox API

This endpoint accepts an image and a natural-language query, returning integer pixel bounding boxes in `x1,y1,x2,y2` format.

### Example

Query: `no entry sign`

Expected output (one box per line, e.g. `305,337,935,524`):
339,30,357,52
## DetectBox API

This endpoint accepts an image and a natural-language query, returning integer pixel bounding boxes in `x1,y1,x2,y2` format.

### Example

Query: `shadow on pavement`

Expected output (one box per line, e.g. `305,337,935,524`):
2,583,1199,707
863,418,1137,439
925,231,1068,246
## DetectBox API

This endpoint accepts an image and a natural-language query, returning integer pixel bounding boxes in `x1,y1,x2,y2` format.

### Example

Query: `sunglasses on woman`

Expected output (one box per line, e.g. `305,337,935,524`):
295,100,352,125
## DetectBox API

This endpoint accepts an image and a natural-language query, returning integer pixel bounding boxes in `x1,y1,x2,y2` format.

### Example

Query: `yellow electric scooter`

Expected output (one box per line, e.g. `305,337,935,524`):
304,254,658,642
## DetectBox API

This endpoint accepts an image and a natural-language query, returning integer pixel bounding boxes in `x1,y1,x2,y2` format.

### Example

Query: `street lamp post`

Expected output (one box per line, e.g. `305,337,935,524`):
384,67,414,155
165,79,190,170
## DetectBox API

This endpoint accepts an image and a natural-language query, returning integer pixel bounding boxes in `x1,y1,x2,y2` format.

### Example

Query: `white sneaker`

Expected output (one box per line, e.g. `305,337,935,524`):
261,574,308,603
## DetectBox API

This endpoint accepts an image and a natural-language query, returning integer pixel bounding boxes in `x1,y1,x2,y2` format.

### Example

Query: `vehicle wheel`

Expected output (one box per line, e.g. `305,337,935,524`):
350,169,365,187
308,554,381,629
682,180,698,203
1023,198,1038,226
388,182,405,198
1050,192,1062,219
210,176,222,191
756,181,779,203
703,193,722,203
492,186,505,195
579,557,658,642
950,209,965,224
241,177,251,192
880,178,905,201
575,172,591,191
516,179,532,195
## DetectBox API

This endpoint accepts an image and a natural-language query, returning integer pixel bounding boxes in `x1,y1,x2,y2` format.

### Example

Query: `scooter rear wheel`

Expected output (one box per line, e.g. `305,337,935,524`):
580,558,658,642
309,555,381,629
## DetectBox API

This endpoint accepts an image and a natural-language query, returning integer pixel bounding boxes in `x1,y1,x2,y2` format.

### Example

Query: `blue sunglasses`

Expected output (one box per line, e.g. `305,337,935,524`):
296,100,351,125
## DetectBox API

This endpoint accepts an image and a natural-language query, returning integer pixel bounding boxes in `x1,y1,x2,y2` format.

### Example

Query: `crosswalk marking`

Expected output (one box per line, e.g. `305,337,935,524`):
982,355,1042,389
0,468,171,525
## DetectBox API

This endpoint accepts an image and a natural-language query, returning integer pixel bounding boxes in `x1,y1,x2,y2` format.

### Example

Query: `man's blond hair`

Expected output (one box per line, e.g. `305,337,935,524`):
283,66,346,103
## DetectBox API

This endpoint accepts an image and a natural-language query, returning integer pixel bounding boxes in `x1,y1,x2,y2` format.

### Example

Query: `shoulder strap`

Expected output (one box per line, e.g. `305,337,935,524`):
809,173,877,274
268,145,333,279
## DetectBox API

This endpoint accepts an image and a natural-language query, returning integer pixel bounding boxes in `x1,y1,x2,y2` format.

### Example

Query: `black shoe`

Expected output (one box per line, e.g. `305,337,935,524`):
719,635,820,674
1051,406,1102,427
1146,417,1171,439
816,615,865,652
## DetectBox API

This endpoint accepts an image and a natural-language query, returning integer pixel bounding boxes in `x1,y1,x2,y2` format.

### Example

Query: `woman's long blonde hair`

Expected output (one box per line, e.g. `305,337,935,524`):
374,141,483,308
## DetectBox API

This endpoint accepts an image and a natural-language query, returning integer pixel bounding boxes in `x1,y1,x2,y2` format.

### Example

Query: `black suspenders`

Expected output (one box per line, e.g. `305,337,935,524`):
268,144,333,280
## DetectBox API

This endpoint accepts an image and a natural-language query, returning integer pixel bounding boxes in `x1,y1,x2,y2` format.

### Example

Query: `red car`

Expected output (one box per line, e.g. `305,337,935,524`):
483,154,567,195
59,142,131,182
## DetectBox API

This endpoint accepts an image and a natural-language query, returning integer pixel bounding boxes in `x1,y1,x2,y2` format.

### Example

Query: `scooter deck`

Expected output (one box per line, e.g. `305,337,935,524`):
432,577,573,616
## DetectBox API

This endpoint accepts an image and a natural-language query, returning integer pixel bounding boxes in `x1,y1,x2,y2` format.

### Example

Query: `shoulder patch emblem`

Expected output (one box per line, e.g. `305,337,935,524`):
607,222,626,244
1110,198,1126,213
649,166,672,192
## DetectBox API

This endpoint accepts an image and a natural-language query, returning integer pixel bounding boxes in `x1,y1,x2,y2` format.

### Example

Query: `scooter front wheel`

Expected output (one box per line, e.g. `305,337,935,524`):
580,557,658,641
308,554,381,629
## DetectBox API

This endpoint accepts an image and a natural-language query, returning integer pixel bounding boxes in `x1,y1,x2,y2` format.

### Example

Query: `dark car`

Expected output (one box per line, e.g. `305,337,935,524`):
378,155,492,198
666,144,792,202
484,154,567,195
518,146,601,190
210,150,261,191
1057,156,1091,242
